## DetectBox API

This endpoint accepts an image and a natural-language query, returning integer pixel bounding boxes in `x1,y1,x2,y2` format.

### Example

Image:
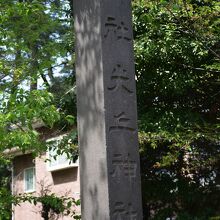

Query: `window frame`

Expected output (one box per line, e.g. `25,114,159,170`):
24,167,36,193
46,134,78,172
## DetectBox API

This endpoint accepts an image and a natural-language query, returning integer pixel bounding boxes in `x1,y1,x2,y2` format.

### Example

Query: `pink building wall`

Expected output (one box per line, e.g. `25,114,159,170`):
13,153,80,220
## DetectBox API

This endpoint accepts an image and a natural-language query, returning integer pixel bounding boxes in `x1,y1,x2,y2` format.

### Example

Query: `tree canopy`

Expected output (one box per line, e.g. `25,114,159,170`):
133,0,220,219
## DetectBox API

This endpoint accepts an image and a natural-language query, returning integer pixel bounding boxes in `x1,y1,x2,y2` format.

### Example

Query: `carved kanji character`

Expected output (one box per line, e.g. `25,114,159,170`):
111,154,124,183
104,17,132,41
113,202,127,220
111,153,137,182
109,112,135,133
126,203,138,220
113,202,138,220
108,64,133,94
117,21,132,41
123,156,137,180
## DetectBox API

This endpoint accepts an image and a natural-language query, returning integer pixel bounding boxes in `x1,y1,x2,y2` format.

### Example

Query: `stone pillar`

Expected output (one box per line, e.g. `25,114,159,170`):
74,0,143,219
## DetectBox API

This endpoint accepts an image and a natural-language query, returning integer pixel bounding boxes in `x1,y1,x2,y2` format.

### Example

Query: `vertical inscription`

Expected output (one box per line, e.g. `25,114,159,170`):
102,1,142,219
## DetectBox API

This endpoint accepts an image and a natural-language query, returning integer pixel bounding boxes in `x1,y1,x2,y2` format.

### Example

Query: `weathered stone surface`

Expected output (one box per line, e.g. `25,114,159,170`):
74,0,143,219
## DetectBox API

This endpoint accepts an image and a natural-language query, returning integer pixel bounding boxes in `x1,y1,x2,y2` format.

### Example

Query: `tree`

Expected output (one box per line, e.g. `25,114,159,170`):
133,0,220,219
0,0,78,218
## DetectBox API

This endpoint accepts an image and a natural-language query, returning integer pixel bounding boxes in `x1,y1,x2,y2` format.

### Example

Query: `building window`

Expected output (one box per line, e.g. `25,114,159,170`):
24,167,35,193
47,135,78,172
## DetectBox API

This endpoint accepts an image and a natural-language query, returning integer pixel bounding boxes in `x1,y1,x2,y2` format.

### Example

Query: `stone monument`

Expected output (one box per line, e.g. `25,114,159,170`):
73,0,143,219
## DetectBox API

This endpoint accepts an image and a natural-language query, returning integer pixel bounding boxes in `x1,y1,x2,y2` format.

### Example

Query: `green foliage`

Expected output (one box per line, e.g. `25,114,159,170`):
0,0,78,218
3,193,81,220
47,130,78,163
0,187,13,220
31,194,80,219
133,0,220,219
